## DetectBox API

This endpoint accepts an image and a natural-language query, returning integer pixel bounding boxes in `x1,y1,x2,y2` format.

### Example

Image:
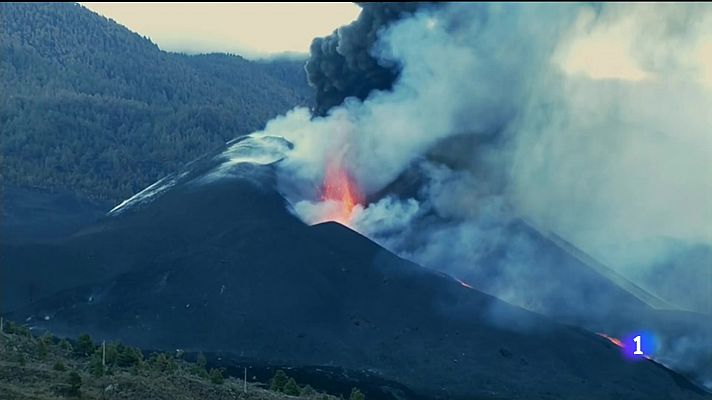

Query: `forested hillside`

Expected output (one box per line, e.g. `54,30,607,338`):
0,2,313,201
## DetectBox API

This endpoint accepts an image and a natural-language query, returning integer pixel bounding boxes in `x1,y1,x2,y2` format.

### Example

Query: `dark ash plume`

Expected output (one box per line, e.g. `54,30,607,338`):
306,3,424,116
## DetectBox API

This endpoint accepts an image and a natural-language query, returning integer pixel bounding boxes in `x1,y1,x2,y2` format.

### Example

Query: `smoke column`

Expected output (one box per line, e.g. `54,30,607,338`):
305,3,423,116
224,2,712,386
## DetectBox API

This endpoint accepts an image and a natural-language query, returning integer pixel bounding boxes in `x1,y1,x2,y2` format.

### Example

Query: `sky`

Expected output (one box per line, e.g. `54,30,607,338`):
81,2,361,58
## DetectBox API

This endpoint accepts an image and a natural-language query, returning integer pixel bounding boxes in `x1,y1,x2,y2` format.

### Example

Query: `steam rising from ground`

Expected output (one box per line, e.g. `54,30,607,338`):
234,2,712,385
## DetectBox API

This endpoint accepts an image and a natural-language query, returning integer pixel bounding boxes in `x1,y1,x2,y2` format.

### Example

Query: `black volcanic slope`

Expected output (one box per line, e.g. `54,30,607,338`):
2,156,709,400
1,185,112,244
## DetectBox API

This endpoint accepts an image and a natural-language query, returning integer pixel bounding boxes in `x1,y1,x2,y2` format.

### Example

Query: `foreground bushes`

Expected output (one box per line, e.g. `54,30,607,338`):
269,369,365,399
1,320,349,398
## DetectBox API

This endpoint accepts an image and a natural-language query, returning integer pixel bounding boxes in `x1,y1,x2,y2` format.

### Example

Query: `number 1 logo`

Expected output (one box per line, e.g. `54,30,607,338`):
633,335,644,355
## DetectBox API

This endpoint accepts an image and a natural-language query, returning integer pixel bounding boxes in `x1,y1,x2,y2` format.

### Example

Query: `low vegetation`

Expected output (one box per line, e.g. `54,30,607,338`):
0,319,364,400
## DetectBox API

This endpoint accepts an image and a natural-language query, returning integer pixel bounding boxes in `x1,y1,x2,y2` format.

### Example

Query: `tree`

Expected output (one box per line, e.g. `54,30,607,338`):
283,377,300,396
90,355,104,377
196,351,207,368
8,323,30,337
53,361,66,371
209,368,224,385
104,342,119,365
270,369,288,392
191,365,209,379
59,339,73,352
67,371,82,397
40,331,54,345
0,3,313,203
3,320,14,334
75,333,94,357
349,387,365,400
149,352,177,373
37,339,49,359
116,345,143,367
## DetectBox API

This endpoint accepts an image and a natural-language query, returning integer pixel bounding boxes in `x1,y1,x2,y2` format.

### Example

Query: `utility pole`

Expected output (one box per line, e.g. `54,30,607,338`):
1,317,4,334
102,340,106,367
244,367,247,393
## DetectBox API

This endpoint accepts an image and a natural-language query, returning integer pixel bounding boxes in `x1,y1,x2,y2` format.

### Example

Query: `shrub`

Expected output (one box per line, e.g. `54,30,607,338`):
283,378,300,396
190,365,209,379
67,371,82,397
53,361,66,371
300,384,317,397
15,353,26,366
209,368,224,385
10,323,31,337
349,388,365,400
40,332,54,344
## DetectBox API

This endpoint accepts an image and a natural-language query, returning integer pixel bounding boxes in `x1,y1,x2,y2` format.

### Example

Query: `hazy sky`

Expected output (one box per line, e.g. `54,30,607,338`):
81,2,361,58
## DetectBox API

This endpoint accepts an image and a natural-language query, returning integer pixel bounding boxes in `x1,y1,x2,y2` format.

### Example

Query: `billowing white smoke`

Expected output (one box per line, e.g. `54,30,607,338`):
250,2,712,305
241,2,712,384
262,2,575,225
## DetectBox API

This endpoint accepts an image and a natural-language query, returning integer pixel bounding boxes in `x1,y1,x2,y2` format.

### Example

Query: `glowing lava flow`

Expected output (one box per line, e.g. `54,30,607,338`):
597,332,654,360
597,332,624,348
321,155,364,226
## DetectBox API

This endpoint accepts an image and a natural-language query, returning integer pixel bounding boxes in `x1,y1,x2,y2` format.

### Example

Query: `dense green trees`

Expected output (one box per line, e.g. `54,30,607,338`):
0,3,313,202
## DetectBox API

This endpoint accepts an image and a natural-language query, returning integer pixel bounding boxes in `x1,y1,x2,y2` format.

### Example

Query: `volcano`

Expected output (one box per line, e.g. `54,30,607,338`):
2,137,710,399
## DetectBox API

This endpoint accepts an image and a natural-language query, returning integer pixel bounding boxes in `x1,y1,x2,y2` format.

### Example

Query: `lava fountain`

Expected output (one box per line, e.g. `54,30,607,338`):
320,153,364,226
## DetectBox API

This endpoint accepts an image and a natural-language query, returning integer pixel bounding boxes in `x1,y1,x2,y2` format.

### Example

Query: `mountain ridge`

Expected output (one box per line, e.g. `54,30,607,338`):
0,2,313,202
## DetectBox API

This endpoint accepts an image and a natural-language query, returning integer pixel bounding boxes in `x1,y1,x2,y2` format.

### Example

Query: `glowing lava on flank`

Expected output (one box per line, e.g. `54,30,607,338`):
321,155,364,226
597,332,624,348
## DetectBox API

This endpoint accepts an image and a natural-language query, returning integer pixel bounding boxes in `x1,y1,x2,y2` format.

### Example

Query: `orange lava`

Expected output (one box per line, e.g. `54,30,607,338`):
597,332,624,348
321,155,364,225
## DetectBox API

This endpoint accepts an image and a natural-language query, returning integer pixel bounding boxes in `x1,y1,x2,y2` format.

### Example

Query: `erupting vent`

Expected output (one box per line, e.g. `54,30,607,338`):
321,155,364,226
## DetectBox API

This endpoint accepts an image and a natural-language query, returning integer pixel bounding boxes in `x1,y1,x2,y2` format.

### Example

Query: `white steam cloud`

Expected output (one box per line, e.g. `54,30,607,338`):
251,3,712,303
233,2,712,386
